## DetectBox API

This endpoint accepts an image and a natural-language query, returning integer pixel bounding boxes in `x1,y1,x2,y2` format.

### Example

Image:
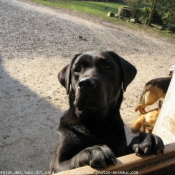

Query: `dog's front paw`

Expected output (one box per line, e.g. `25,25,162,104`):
72,145,117,168
129,133,164,155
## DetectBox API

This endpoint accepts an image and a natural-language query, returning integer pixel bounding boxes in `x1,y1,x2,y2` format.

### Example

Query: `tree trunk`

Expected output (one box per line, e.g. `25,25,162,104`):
147,0,157,26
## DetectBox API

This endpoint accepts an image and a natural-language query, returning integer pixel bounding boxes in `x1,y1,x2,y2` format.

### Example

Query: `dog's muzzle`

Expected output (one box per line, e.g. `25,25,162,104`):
74,77,108,111
78,78,96,91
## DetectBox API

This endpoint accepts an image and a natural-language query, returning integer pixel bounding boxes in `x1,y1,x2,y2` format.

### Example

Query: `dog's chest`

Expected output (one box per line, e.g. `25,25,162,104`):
73,120,117,144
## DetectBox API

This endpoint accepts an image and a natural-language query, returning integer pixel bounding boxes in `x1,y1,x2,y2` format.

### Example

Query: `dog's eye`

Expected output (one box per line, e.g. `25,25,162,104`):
74,66,81,72
104,64,111,70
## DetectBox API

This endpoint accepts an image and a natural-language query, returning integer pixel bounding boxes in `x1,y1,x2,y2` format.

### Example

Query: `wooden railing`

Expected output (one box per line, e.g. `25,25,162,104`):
54,142,175,175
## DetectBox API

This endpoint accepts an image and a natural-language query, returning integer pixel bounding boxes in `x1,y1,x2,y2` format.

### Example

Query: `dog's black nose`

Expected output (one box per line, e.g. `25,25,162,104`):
79,78,96,89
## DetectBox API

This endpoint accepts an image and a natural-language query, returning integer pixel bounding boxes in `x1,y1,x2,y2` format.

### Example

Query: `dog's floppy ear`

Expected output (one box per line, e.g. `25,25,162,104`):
58,64,71,95
107,51,137,91
58,53,82,94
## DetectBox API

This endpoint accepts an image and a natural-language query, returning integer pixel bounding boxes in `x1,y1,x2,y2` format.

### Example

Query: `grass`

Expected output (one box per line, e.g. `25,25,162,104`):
31,0,175,41
32,0,125,20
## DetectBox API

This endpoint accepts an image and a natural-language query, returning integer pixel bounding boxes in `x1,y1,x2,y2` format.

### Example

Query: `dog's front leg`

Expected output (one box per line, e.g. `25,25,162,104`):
70,145,117,169
127,132,164,155
49,145,117,173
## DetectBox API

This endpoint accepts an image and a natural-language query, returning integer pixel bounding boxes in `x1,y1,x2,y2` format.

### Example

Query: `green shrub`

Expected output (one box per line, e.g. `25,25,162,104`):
124,0,142,18
141,7,150,24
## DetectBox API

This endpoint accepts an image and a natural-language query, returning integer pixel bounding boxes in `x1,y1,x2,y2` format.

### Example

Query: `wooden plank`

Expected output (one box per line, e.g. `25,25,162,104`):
54,142,175,175
137,157,175,174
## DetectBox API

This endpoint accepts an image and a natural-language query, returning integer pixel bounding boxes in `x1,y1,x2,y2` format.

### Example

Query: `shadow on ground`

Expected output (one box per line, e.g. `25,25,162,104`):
0,55,63,172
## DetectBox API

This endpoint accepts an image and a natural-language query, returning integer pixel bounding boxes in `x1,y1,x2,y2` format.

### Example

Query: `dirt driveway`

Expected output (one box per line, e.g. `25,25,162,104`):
0,0,175,173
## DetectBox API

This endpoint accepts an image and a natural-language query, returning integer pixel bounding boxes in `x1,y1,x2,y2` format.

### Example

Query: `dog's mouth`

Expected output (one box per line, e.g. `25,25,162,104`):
74,93,108,111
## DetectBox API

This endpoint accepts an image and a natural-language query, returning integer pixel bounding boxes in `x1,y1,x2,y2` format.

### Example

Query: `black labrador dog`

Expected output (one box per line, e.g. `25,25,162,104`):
48,51,164,173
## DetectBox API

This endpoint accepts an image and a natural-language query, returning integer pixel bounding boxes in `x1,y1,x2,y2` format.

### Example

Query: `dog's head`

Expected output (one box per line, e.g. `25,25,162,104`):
58,51,137,113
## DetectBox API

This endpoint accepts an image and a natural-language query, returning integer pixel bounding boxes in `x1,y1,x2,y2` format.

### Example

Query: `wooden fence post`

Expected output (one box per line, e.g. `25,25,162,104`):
153,73,175,144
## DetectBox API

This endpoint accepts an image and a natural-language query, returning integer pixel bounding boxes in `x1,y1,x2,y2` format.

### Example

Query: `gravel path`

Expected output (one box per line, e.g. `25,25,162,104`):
0,0,175,173
1,0,174,59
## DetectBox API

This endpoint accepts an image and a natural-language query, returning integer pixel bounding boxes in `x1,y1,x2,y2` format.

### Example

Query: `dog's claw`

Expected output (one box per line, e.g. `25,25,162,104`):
144,147,150,154
101,162,106,168
156,149,163,155
135,147,139,155
157,149,160,155
112,158,117,165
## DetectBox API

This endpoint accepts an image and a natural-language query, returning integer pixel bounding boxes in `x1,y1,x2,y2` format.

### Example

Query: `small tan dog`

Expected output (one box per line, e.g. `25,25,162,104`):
132,100,162,133
135,77,171,114
135,65,175,114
